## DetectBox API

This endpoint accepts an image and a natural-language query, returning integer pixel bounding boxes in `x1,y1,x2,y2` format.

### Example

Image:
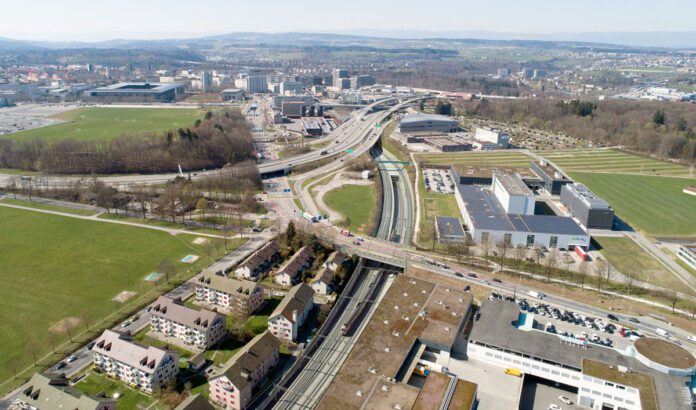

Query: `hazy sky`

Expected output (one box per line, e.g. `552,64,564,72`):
2,0,695,41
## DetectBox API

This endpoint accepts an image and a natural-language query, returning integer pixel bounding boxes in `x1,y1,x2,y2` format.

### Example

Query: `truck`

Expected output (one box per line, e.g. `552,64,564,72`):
528,290,545,299
575,246,588,261
302,212,319,223
655,328,670,337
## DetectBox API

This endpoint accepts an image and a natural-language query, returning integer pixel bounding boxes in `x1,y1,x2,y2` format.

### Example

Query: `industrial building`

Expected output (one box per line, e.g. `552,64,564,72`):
475,126,510,149
423,136,472,152
678,244,696,271
435,216,466,242
301,117,331,136
530,160,573,195
221,88,244,102
469,299,695,410
399,114,459,134
85,82,185,102
455,173,590,249
451,164,539,186
560,183,615,229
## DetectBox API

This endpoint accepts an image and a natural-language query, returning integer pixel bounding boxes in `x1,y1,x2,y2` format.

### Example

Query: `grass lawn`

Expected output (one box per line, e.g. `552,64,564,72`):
2,107,206,143
324,184,376,235
595,236,688,293
571,172,696,237
74,372,154,409
0,206,237,392
544,149,694,177
245,297,281,335
0,197,97,216
132,328,195,360
416,168,461,248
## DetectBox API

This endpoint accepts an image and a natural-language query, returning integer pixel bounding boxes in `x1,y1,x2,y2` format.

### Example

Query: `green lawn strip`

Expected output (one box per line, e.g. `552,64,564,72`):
132,328,195,360
595,236,688,293
0,206,240,391
571,172,696,237
74,372,155,408
98,213,236,237
324,184,376,235
416,169,460,249
0,197,97,216
3,107,207,143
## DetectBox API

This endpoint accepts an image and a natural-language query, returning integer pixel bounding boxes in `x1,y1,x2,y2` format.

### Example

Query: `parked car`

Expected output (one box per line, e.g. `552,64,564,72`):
467,273,478,278
455,273,463,278
54,362,67,370
628,317,640,324
559,396,573,405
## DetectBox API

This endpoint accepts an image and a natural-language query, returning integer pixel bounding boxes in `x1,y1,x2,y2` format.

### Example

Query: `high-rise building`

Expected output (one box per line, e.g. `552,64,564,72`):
332,68,349,87
201,70,213,93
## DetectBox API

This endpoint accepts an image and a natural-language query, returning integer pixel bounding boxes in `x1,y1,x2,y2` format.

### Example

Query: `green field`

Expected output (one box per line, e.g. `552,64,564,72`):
75,372,154,408
416,170,461,248
0,198,97,216
324,184,376,235
544,149,694,177
595,236,687,292
0,206,234,390
3,107,206,143
415,151,533,167
571,172,696,237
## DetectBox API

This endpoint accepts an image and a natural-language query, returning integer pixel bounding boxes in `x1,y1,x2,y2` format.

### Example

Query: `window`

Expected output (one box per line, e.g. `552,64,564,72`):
549,236,558,248
481,232,490,244
504,233,512,245
526,235,535,246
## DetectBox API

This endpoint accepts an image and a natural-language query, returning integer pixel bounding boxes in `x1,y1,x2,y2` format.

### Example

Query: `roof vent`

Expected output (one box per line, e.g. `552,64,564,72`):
382,385,389,392
394,306,400,310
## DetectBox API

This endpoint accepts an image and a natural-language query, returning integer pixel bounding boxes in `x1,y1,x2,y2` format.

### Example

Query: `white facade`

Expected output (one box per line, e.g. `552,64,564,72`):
475,127,510,149
150,311,225,350
274,272,293,287
492,176,535,215
268,306,311,342
678,245,696,271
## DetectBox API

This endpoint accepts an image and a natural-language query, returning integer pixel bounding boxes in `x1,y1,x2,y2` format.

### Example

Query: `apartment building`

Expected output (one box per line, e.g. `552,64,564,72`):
150,296,226,350
12,373,116,410
310,251,346,295
196,275,264,317
92,330,179,393
209,331,281,410
274,246,314,287
268,283,314,342
234,241,279,281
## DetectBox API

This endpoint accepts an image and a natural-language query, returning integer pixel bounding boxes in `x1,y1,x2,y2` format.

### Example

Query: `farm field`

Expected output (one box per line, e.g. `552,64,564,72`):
2,107,206,143
415,150,533,167
0,206,234,391
543,149,695,177
324,184,376,235
571,172,696,237
595,236,687,293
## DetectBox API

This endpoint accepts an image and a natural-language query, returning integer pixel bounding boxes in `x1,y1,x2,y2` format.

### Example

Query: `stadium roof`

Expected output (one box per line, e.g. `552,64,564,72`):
90,82,185,94
400,114,457,125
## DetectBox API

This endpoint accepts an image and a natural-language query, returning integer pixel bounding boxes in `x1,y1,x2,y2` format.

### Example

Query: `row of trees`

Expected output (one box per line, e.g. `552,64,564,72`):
0,110,255,174
458,98,696,163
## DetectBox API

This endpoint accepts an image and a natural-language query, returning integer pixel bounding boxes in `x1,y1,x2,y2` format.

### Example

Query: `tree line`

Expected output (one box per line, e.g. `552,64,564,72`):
458,98,696,163
0,109,256,174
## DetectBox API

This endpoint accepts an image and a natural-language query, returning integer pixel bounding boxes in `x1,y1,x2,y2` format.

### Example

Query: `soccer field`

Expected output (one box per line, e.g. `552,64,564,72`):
570,172,696,237
2,107,206,143
0,206,231,389
544,149,694,177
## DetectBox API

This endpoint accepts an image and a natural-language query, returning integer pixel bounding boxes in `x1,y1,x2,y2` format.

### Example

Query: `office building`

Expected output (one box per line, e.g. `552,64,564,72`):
200,70,213,93
280,81,304,94
530,160,573,195
351,74,376,89
237,75,267,93
149,296,226,350
475,126,510,149
497,68,511,78
399,114,459,134
92,330,179,393
332,68,349,87
560,184,615,229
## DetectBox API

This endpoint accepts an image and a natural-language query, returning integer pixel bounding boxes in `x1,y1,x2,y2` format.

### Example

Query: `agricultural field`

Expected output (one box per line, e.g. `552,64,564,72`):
0,206,234,391
324,184,376,235
571,172,696,237
543,149,695,177
415,150,533,167
595,236,687,293
2,107,206,143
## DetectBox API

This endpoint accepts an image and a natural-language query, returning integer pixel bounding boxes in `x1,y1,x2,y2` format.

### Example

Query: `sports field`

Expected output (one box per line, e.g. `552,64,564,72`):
324,184,376,235
0,206,230,388
2,107,206,143
415,151,533,167
544,149,694,177
571,172,696,237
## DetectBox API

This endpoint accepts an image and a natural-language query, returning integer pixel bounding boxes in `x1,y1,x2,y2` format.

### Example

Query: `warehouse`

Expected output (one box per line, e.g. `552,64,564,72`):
455,174,590,249
85,82,185,102
435,216,466,243
530,160,572,195
399,114,459,134
560,183,615,229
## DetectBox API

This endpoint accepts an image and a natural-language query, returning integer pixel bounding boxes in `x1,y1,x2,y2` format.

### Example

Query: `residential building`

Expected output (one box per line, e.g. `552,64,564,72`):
560,183,615,229
150,296,226,350
399,114,459,134
234,241,280,281
274,246,314,286
92,330,179,393
475,126,510,149
268,283,314,342
174,394,215,410
11,373,116,410
200,71,213,93
322,251,346,272
310,251,345,295
678,244,696,271
195,275,264,317
209,331,280,410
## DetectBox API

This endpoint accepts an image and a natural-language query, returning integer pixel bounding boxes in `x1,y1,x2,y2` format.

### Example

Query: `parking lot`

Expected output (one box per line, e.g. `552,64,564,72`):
423,168,455,194
447,357,522,410
519,375,581,410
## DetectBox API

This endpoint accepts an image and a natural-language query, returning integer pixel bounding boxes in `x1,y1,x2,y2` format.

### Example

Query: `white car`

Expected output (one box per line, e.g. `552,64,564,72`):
66,354,78,363
559,396,573,405
688,335,696,342
548,405,562,410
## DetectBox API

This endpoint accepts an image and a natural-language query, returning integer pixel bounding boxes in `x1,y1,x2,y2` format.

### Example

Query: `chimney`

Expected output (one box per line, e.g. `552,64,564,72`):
292,309,298,323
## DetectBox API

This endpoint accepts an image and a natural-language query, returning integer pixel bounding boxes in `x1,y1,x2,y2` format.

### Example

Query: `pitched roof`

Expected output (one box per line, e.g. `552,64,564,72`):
196,275,260,297
17,373,115,410
151,296,223,331
323,251,346,271
93,330,174,373
175,393,215,410
277,246,313,278
210,331,280,391
312,266,334,286
238,241,279,271
271,283,314,323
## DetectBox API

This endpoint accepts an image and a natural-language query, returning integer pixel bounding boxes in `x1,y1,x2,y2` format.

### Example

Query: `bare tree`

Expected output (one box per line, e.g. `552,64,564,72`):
545,248,559,282
80,310,92,332
513,246,527,279
578,261,589,289
669,291,679,313
159,258,176,285
47,332,58,354
480,238,492,262
497,240,511,273
27,342,40,366
625,269,636,296
594,258,608,293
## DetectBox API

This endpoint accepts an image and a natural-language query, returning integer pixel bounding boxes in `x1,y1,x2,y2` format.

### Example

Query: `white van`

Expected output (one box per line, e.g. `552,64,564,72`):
528,290,545,299
656,328,670,337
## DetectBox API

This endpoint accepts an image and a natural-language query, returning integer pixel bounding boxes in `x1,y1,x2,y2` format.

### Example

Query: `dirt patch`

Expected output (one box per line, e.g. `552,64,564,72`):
193,237,209,245
112,290,137,303
49,317,81,333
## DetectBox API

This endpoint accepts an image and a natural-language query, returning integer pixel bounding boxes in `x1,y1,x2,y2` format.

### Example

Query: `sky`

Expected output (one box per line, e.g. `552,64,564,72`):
2,0,695,42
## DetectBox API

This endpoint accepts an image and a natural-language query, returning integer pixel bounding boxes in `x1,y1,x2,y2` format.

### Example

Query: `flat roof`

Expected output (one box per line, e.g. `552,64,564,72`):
452,165,538,181
532,160,570,181
495,173,533,196
583,360,658,410
90,82,185,94
563,183,611,210
448,379,477,410
435,216,466,238
634,337,696,369
400,114,458,125
457,184,588,236
469,299,691,410
413,371,450,410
